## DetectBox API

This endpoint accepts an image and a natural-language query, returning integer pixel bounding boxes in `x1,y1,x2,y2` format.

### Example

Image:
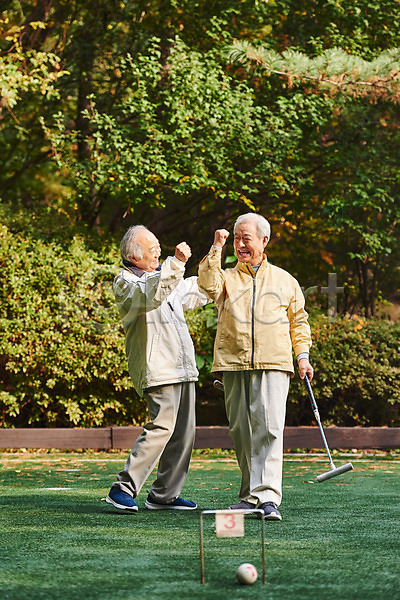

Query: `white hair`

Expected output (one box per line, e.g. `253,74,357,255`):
119,225,148,261
234,213,271,241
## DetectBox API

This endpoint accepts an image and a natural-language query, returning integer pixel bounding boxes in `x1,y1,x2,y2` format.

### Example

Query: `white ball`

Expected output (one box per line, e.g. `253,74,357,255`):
236,562,258,585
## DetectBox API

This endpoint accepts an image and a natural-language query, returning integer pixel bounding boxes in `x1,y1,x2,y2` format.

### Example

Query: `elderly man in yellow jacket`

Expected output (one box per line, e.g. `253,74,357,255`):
198,213,313,520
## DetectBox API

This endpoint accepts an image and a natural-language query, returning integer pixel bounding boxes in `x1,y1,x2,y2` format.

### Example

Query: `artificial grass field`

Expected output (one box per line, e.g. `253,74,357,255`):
0,450,399,600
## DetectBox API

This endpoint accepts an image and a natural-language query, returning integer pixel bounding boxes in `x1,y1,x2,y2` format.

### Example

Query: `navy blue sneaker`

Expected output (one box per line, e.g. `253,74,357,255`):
145,493,197,510
259,502,282,521
106,487,138,512
229,501,257,510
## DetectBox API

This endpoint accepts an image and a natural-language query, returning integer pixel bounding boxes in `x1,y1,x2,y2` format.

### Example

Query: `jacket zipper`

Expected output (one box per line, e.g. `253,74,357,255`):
249,266,257,369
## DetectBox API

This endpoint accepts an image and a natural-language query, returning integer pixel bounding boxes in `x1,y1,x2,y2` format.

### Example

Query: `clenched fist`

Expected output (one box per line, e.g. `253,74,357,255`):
175,242,192,263
213,229,230,248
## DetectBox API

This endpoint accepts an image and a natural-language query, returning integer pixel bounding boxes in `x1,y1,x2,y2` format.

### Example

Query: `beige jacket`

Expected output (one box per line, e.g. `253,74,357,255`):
114,256,208,395
198,246,311,374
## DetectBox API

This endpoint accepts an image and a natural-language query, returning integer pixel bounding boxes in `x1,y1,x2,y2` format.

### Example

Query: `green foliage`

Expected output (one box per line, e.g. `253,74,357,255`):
0,211,398,428
2,0,400,315
185,303,218,385
187,305,400,427
0,18,68,111
1,0,400,429
289,312,400,426
0,215,147,428
267,0,400,57
228,41,400,100
43,38,282,218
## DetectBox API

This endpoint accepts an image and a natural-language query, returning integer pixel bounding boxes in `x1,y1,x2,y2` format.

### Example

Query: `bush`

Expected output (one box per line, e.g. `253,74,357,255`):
185,304,228,425
187,308,400,427
1,212,399,428
287,312,400,427
0,220,147,427
185,303,217,386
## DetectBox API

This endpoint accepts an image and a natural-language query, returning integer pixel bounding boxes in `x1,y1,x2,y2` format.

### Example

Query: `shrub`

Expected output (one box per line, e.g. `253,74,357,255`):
185,303,218,386
0,220,146,427
1,213,399,428
287,312,400,427
187,308,400,427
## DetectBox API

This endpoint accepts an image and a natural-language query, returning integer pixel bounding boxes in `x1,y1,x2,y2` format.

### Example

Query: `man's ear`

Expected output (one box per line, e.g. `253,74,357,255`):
263,236,269,248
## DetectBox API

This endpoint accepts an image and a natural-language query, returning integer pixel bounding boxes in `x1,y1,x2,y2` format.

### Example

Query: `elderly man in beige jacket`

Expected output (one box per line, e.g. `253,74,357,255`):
106,225,207,513
198,213,313,520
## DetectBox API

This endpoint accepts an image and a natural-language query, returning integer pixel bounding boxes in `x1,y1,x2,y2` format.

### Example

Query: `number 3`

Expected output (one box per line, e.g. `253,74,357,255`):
223,514,236,529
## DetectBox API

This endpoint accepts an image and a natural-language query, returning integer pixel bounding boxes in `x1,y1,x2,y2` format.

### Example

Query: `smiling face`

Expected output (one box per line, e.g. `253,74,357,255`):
130,230,161,272
233,220,268,266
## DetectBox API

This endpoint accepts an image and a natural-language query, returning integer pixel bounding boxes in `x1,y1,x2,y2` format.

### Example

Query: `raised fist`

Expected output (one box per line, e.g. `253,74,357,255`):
175,241,192,263
213,229,230,248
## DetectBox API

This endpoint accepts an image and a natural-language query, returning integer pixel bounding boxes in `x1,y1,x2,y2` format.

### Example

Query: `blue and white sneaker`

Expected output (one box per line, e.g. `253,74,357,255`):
145,493,197,510
259,502,282,521
106,487,138,512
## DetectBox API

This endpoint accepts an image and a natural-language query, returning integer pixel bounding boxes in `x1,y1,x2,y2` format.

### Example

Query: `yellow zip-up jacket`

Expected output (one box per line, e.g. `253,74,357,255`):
198,246,312,374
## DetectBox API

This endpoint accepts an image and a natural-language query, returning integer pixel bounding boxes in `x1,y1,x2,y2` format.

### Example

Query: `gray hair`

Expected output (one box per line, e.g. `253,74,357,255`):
120,225,148,261
234,213,271,242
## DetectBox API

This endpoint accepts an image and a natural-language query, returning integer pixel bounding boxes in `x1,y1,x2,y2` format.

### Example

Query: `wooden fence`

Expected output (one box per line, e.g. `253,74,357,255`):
1,426,399,450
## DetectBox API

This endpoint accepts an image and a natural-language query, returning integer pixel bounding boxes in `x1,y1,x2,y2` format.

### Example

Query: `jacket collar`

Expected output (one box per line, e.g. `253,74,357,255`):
236,254,268,277
122,259,161,277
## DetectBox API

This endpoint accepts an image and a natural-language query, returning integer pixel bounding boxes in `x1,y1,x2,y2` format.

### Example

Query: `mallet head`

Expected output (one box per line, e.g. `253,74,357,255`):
317,462,354,483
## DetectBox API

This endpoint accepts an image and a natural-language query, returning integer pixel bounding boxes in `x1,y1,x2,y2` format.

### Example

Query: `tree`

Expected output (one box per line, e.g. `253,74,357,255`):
0,9,68,203
226,37,400,316
2,0,400,314
228,42,400,101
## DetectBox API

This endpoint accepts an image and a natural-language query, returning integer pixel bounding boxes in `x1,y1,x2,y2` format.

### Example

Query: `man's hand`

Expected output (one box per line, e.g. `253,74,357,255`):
298,359,314,381
175,242,192,263
213,229,230,248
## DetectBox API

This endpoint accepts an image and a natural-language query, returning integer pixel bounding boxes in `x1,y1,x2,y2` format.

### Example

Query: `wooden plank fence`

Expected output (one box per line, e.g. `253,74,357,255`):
0,426,399,450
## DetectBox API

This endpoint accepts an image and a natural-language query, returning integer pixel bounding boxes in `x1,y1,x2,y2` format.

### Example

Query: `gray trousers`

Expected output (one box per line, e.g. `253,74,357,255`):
113,381,196,502
223,370,290,507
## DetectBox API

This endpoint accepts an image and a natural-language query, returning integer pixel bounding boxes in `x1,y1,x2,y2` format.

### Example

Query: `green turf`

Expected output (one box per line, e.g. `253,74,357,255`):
0,451,399,600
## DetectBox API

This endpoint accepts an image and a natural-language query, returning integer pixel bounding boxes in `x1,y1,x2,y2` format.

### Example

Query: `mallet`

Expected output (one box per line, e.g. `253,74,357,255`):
304,374,354,482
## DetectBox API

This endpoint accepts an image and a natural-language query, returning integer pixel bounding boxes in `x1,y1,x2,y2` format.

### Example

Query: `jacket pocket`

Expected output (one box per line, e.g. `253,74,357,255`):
148,333,160,362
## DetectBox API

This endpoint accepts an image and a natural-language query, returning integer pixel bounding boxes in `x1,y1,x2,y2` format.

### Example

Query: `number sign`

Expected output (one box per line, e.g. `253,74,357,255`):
215,511,245,538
